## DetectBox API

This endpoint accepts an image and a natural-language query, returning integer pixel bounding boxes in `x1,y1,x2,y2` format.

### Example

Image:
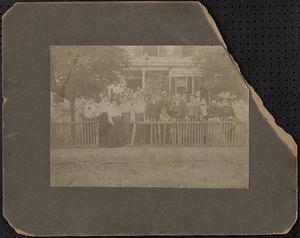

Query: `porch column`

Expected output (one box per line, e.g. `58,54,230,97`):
168,70,171,94
192,77,195,95
208,86,211,107
142,69,146,89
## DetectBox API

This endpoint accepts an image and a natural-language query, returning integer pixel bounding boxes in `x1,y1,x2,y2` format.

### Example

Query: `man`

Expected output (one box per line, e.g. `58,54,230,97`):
176,93,188,119
98,96,109,146
145,95,161,121
187,95,196,120
169,94,180,118
159,90,172,115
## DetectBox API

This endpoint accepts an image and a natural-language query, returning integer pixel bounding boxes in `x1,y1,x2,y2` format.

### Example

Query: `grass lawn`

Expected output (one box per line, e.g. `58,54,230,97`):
50,146,248,188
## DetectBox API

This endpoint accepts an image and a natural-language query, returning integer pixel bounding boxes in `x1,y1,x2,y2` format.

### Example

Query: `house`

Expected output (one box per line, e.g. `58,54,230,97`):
123,46,204,95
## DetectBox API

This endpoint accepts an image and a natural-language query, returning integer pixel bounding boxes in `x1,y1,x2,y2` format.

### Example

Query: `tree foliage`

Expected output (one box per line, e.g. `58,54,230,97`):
193,47,247,100
51,46,132,102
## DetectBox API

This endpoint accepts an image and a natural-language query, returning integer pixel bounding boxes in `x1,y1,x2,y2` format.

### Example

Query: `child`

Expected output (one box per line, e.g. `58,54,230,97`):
160,107,171,122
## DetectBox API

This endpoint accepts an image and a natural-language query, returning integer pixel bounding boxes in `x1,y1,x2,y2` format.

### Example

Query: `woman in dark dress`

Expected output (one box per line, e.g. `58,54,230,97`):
134,95,146,145
121,95,131,145
106,95,126,147
98,100,109,147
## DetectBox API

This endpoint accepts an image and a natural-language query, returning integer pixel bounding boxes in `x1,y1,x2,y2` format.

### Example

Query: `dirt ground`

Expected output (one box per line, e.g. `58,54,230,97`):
50,146,248,188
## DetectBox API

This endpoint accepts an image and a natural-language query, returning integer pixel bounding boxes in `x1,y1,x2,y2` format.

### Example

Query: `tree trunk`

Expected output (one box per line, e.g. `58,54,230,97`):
70,97,76,144
208,87,211,107
70,97,76,122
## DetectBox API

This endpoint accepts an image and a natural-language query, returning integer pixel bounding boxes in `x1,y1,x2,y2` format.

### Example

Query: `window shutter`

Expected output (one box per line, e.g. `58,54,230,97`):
174,47,182,57
171,77,176,94
134,46,143,57
187,76,193,94
158,46,167,57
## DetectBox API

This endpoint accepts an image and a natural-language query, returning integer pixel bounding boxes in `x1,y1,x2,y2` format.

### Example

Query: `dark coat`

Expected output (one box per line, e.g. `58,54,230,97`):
176,101,188,118
208,106,235,120
145,101,161,120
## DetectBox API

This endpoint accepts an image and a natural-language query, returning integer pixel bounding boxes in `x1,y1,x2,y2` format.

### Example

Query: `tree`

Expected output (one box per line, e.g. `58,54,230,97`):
50,46,132,122
193,46,247,103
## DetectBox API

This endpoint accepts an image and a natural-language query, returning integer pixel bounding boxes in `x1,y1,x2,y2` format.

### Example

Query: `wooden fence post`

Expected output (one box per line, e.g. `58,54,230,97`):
131,123,137,145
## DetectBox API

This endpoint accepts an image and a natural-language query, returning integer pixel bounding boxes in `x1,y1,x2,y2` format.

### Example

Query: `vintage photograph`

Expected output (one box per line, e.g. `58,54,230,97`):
50,46,249,188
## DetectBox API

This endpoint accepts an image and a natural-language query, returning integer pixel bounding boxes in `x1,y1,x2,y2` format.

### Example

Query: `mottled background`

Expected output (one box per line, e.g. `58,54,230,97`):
1,1,299,237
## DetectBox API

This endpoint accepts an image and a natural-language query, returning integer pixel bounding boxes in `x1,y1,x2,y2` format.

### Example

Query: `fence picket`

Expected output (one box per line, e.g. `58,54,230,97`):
150,120,153,145
158,123,161,144
163,124,166,145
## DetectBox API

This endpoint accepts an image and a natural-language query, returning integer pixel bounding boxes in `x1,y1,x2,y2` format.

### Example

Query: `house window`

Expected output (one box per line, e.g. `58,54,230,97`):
176,77,187,93
143,46,158,57
158,46,167,57
123,70,142,91
182,46,196,57
170,76,196,94
174,46,182,57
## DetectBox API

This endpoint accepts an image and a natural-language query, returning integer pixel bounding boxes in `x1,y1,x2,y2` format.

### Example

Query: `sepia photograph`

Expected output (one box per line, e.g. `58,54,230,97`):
3,2,297,236
50,45,249,188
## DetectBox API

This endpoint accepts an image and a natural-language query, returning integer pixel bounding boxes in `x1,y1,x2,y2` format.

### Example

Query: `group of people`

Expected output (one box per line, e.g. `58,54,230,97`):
79,81,237,147
83,84,209,122
51,79,248,147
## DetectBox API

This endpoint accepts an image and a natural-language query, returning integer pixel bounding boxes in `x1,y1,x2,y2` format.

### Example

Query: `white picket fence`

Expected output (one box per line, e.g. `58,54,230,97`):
51,119,248,148
131,119,248,146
